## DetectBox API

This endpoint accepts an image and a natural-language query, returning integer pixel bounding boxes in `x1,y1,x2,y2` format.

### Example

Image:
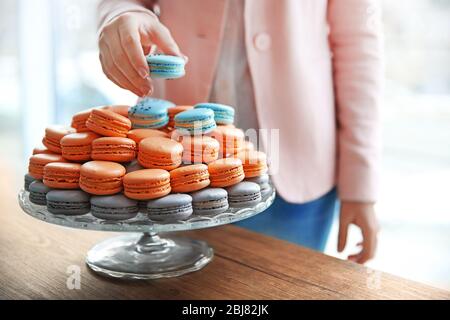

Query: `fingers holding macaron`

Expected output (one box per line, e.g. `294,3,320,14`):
98,12,187,96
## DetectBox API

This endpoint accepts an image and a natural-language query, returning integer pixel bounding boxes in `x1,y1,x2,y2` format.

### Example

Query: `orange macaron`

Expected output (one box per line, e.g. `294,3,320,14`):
102,105,130,118
127,128,168,145
71,109,93,132
236,150,268,178
33,146,54,155
138,136,183,171
170,164,210,193
91,137,136,162
28,153,67,179
177,135,220,164
43,162,81,189
60,132,101,161
79,161,126,195
167,106,193,128
42,125,76,153
208,158,245,187
86,108,131,137
123,169,171,200
209,126,244,156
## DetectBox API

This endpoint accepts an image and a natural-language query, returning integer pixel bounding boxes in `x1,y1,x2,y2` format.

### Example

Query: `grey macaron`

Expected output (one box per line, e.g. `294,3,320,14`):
226,181,261,208
91,194,139,221
46,190,91,215
24,173,37,191
259,184,272,200
125,160,144,173
191,188,229,216
246,174,269,186
29,181,52,205
147,194,193,222
138,200,149,212
246,174,272,200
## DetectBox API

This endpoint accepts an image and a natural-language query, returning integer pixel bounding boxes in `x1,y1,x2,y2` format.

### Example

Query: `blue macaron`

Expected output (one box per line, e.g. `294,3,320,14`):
91,194,139,221
174,108,217,135
128,98,174,129
194,103,235,125
191,188,229,216
46,190,91,215
146,54,186,79
147,194,193,222
29,181,52,205
226,181,262,208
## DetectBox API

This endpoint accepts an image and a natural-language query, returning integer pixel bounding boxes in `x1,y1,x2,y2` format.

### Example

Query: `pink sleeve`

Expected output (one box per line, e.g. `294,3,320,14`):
328,0,384,202
97,0,157,33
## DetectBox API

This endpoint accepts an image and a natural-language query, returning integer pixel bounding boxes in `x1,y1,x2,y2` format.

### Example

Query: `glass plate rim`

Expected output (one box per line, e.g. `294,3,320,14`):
18,186,276,233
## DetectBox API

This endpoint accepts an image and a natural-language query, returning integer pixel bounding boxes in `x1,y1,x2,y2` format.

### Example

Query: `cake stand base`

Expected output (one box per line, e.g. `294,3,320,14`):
86,232,213,280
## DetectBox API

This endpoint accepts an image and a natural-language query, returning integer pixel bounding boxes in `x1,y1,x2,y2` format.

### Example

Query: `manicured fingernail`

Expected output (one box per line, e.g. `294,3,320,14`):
182,55,189,63
138,68,149,78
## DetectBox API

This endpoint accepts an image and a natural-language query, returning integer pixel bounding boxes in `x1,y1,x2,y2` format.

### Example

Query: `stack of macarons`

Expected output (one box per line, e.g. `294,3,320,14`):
25,99,272,222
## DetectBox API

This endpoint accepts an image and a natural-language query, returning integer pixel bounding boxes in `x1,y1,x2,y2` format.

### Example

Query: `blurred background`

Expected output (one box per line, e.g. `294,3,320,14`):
0,0,449,290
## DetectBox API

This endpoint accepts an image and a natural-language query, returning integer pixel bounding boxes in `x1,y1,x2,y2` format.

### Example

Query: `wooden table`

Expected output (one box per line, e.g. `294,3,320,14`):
1,183,448,300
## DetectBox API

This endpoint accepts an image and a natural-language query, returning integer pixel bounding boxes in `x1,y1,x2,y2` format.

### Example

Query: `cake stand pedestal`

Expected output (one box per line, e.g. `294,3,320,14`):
86,233,212,279
18,187,275,280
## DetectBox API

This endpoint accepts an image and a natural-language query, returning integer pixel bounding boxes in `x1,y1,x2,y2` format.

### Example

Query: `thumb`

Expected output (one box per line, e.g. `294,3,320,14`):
149,20,184,57
338,216,349,252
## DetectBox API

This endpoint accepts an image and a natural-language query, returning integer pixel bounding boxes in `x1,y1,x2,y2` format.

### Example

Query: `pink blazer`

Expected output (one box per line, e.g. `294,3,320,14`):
98,0,383,203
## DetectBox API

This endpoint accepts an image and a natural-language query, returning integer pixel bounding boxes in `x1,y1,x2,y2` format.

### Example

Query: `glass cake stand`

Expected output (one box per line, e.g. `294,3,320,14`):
18,186,275,280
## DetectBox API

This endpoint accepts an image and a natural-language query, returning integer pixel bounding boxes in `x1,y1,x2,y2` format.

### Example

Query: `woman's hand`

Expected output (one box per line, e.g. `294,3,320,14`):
338,201,380,264
98,11,185,97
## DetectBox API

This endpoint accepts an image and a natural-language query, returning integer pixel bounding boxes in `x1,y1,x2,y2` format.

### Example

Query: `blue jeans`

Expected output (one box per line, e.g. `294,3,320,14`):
234,188,338,252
